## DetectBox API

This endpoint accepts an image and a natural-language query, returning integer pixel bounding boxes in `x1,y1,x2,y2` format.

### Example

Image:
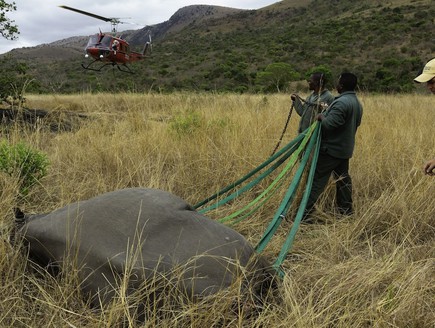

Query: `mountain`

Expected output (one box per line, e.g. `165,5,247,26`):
1,0,434,94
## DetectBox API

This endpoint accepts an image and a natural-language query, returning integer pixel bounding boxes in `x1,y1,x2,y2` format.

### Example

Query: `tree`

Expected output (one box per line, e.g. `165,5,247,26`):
0,55,37,104
256,62,300,92
0,0,19,40
0,3,26,104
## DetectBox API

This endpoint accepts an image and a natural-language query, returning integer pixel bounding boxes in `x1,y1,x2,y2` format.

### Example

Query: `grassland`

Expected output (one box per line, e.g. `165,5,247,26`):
0,92,434,327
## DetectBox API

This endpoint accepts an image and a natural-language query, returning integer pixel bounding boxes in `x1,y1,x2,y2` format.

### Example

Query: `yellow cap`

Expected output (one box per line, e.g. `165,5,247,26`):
414,58,435,83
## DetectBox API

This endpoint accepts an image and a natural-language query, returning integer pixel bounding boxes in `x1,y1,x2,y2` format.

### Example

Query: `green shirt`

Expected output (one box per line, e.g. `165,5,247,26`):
294,89,335,133
320,91,363,159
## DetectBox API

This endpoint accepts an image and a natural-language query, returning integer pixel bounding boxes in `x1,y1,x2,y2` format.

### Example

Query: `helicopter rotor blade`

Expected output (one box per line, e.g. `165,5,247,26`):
59,5,117,23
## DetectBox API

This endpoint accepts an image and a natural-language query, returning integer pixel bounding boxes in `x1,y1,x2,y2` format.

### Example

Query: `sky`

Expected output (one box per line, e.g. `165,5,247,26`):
0,0,280,54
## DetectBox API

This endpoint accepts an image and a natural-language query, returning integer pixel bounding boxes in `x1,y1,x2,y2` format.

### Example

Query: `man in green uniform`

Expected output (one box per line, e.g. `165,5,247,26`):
303,72,363,222
291,72,335,134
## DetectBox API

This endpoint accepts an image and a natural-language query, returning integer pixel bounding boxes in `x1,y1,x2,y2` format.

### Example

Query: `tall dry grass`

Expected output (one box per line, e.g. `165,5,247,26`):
0,92,434,327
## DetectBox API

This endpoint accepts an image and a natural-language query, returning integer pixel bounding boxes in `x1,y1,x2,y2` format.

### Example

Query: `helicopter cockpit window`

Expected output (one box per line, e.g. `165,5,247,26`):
86,35,100,47
100,36,112,47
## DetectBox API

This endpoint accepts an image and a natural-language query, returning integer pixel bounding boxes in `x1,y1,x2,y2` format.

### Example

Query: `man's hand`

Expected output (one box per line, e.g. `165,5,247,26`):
315,113,325,121
423,158,435,176
320,102,329,110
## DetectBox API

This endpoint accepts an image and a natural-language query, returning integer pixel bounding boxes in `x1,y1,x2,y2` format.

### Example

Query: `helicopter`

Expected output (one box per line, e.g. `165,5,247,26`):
59,5,151,74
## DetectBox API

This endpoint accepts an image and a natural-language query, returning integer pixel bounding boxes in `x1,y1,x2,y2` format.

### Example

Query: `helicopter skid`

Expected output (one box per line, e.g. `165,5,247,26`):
81,60,134,74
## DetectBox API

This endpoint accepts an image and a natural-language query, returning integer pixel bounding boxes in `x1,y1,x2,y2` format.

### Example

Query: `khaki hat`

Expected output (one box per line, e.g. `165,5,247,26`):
414,58,435,83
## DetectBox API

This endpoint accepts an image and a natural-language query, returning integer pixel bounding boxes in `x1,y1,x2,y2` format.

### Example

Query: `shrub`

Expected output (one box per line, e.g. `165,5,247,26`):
169,110,203,136
0,141,49,197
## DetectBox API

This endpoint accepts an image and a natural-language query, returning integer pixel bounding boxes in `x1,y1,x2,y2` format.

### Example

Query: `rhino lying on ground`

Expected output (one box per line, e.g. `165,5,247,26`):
16,188,275,312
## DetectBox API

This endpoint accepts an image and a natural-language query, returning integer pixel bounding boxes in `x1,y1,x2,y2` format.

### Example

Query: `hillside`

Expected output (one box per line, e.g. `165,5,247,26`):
1,0,434,94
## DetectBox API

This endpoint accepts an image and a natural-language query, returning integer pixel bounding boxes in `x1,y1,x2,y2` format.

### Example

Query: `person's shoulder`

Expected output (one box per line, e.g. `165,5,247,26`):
307,92,316,100
328,93,350,110
335,91,358,101
341,91,357,96
323,90,335,99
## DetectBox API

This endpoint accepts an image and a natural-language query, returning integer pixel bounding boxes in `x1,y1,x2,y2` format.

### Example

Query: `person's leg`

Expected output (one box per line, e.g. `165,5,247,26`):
332,159,353,216
304,153,338,219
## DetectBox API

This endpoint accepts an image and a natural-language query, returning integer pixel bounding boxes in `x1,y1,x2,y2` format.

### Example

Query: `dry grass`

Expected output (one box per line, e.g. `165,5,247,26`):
0,92,434,327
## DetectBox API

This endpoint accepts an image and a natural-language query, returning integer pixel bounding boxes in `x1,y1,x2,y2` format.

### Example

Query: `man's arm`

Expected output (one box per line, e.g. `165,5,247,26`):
423,158,435,176
291,94,306,116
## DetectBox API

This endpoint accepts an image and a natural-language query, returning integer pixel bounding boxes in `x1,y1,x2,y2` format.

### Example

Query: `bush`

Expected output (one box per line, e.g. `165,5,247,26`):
0,141,49,196
169,110,203,136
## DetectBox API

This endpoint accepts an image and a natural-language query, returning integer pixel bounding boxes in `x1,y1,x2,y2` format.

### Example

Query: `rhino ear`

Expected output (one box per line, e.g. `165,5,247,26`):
14,207,26,225
10,207,27,247
14,207,25,219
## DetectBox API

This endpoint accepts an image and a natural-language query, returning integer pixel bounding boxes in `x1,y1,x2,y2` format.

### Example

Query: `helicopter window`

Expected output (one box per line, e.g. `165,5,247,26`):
86,35,100,47
100,35,113,47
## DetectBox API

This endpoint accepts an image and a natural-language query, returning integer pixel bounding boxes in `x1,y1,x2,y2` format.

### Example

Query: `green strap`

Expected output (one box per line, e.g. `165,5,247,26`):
199,144,297,214
255,123,319,253
273,124,321,273
218,151,296,224
194,120,322,276
218,123,317,225
194,133,305,209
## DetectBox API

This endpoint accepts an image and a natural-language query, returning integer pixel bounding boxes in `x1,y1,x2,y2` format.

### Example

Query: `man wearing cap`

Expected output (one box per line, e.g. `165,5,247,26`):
414,57,435,94
414,58,435,175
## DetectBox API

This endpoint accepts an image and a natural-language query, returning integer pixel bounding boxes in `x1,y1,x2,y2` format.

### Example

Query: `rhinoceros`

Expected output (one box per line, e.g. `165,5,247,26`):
16,188,275,311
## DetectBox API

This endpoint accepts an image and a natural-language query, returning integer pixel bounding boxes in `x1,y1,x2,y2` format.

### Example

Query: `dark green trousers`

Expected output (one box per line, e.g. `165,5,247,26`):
305,153,353,217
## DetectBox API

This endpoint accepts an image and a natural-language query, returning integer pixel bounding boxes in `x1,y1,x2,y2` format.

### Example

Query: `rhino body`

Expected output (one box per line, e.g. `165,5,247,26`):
18,188,273,307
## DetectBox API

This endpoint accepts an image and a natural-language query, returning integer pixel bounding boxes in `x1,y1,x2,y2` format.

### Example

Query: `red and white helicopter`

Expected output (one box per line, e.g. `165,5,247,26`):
60,5,151,73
